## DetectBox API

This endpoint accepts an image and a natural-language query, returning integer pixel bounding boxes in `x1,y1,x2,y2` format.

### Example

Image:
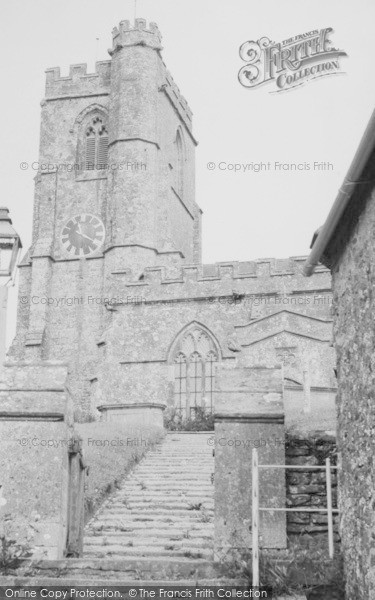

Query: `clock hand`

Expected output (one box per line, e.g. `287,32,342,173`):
76,231,96,243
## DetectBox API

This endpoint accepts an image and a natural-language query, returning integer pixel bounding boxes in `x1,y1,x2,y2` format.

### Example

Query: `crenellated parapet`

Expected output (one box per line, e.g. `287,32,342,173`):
43,18,193,129
45,61,111,99
110,18,162,53
161,69,193,130
109,19,193,128
110,257,331,299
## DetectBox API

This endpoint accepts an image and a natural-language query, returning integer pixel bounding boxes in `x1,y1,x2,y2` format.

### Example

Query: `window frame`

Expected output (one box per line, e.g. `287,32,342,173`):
75,110,109,181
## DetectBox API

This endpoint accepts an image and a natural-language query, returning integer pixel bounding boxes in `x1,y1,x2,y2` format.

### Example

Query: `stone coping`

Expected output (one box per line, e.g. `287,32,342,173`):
97,403,166,412
0,412,65,421
215,413,285,423
166,430,214,434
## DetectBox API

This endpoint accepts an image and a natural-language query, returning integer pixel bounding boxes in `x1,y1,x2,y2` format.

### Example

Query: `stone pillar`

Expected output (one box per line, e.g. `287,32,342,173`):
0,362,75,559
214,365,287,560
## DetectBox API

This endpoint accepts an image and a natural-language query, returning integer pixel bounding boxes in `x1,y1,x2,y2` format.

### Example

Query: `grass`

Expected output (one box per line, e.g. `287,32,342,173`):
76,422,164,521
219,540,345,596
0,536,33,575
187,502,203,511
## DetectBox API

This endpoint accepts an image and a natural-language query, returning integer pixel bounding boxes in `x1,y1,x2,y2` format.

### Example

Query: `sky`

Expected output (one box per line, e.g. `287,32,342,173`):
1,0,375,344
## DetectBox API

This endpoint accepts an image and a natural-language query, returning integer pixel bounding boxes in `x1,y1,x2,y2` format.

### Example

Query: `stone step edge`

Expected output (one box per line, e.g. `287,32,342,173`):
11,558,218,571
0,578,247,586
166,431,215,434
0,579,307,599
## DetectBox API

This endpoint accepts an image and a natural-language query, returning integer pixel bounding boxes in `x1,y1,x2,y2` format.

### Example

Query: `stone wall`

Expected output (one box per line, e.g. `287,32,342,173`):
285,432,339,546
0,363,76,559
329,186,375,598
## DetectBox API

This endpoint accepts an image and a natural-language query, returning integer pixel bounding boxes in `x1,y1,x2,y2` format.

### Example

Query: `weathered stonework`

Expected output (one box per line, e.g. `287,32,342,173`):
0,363,76,559
328,189,375,599
285,432,339,545
214,366,287,556
5,20,336,427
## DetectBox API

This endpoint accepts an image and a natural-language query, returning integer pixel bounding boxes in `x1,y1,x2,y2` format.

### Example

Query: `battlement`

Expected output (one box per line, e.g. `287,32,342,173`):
111,18,162,53
45,61,111,99
162,69,193,126
112,257,330,290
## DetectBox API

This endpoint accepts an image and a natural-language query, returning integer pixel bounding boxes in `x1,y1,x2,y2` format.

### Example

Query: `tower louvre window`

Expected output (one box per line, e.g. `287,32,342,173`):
97,134,109,170
85,136,96,170
84,115,108,170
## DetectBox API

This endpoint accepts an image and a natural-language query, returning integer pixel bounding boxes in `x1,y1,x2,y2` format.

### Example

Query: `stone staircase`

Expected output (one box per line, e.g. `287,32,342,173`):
0,431,307,596
83,431,215,562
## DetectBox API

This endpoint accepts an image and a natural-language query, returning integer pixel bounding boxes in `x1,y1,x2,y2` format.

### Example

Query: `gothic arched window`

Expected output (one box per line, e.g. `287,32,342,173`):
84,115,108,170
172,326,220,418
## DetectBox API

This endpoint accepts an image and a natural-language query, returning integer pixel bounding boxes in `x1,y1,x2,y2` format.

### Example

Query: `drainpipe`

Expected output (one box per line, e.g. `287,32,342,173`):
304,108,375,276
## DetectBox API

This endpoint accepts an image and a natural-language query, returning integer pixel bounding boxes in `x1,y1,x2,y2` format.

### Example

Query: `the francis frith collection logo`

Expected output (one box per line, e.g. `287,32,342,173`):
238,28,347,92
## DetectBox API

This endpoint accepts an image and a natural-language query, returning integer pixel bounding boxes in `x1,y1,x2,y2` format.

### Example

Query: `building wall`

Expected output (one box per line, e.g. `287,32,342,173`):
91,260,335,421
331,187,375,599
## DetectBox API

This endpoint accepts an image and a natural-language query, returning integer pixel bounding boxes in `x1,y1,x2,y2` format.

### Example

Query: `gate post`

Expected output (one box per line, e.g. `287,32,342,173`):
0,361,75,559
66,437,88,557
214,365,287,560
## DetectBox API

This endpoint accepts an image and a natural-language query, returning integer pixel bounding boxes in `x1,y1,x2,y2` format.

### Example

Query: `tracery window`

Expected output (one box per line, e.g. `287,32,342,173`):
172,326,219,418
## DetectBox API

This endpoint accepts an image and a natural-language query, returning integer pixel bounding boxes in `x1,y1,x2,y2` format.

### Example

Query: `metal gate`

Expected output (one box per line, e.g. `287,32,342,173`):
251,447,339,587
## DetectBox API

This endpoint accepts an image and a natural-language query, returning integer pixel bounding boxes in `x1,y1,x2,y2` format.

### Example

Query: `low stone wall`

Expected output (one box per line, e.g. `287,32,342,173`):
285,431,339,546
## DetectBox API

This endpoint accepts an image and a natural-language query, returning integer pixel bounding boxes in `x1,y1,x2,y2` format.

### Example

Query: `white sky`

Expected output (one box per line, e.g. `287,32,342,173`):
1,0,375,344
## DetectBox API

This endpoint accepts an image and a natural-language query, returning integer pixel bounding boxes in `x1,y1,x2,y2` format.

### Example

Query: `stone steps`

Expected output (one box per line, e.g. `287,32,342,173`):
102,502,213,512
90,508,213,519
88,516,213,525
83,432,215,565
1,558,305,598
7,557,220,581
0,578,246,588
90,512,213,520
83,546,212,559
0,575,306,599
113,501,214,506
0,576,246,589
113,493,214,500
132,472,213,476
84,536,211,547
88,522,212,529
123,487,213,493
86,529,212,539
87,524,213,534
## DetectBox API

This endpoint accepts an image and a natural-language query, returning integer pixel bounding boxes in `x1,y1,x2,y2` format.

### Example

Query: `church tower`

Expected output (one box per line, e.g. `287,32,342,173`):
9,19,202,410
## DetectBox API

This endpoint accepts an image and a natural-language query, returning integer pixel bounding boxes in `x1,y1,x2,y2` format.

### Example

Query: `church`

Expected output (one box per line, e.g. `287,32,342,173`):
0,18,347,582
5,18,336,428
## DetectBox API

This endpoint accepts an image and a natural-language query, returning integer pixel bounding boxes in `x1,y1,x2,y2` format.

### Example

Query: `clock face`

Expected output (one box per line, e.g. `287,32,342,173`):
61,214,105,257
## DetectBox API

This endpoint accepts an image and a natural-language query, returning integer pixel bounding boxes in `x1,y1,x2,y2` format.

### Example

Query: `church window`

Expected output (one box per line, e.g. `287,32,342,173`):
172,326,219,418
84,116,108,170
